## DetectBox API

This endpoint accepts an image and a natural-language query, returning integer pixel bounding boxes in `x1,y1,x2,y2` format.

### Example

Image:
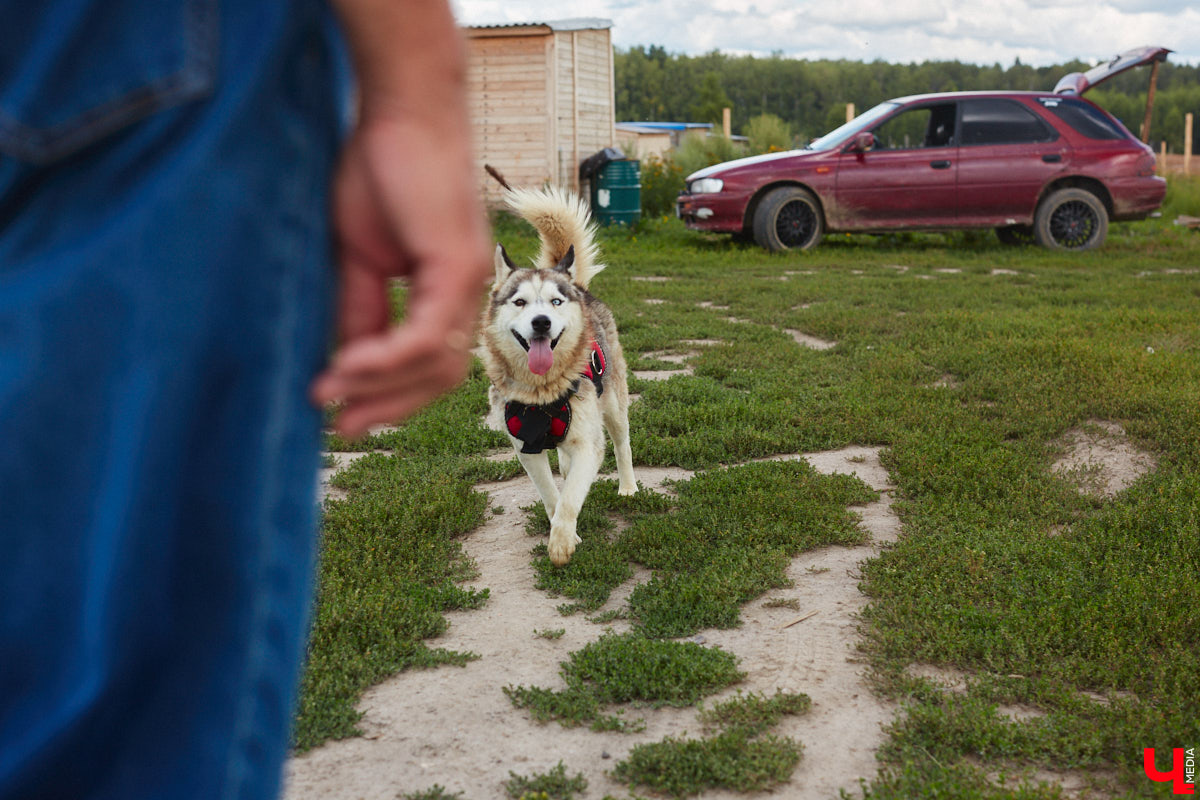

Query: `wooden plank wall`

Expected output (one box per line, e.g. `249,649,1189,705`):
553,28,615,194
467,33,552,206
467,26,615,206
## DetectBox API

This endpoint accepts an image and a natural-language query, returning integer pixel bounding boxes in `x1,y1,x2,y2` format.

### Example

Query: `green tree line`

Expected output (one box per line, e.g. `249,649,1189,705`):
615,46,1200,155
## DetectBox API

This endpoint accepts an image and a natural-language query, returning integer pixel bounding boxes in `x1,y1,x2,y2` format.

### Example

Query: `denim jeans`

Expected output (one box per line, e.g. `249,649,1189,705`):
0,1,345,797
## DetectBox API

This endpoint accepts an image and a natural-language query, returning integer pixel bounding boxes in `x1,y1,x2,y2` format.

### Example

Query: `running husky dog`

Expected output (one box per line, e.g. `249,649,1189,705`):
481,186,637,566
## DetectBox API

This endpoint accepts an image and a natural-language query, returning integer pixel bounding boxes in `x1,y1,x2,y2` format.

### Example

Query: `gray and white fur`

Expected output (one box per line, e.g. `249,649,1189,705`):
481,186,637,566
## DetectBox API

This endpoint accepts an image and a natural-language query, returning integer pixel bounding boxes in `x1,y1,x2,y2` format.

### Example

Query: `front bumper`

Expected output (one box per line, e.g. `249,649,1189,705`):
676,192,748,233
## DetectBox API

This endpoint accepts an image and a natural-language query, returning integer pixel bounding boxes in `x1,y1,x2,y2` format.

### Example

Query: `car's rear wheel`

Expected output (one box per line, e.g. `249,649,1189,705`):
1033,188,1108,251
995,224,1035,246
752,187,824,252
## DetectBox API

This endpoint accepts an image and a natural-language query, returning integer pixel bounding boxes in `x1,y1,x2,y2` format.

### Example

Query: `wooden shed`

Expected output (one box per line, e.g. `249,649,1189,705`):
465,19,616,206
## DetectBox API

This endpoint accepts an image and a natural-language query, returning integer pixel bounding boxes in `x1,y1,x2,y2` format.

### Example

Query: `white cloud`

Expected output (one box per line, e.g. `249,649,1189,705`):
449,0,1200,66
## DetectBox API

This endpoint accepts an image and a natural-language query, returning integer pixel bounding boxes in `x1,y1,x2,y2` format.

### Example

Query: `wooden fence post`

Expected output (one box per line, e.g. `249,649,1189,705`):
1186,112,1193,176
846,103,856,123
722,107,731,139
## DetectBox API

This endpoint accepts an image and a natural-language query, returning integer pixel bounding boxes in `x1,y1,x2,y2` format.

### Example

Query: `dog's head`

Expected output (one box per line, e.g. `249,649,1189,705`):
487,244,587,378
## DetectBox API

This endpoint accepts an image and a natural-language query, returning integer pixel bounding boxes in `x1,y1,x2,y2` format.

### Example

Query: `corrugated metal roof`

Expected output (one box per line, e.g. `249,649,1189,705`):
465,17,612,32
617,122,714,132
616,123,674,135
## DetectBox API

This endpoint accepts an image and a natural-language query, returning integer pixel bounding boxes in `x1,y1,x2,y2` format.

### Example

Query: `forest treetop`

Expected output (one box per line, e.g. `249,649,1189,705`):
615,46,1200,153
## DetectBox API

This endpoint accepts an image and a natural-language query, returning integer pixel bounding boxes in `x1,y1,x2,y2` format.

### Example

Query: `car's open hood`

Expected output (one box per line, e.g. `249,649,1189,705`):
1054,45,1171,95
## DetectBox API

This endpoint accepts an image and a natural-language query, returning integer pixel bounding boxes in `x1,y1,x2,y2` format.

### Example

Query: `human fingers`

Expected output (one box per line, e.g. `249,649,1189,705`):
333,255,392,345
330,385,457,441
315,322,471,401
311,318,474,433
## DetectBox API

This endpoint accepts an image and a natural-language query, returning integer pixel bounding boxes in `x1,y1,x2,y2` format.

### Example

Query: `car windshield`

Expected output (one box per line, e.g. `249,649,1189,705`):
806,102,900,151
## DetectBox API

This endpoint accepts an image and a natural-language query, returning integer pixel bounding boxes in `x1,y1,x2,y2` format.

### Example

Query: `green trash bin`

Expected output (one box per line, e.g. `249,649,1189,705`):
590,159,641,226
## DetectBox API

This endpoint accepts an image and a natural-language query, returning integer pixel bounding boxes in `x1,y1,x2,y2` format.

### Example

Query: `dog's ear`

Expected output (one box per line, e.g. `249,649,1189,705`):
552,245,576,282
493,243,518,287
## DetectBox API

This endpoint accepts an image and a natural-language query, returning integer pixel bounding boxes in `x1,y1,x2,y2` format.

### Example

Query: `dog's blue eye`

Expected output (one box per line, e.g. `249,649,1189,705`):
551,298,563,306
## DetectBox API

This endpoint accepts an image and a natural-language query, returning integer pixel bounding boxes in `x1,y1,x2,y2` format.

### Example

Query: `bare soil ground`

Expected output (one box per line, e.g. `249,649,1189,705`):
298,324,1156,798
290,447,899,800
1052,419,1156,498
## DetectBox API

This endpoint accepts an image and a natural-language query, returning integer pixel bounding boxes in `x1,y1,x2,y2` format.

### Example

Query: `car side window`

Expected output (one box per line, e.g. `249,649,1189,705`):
1038,97,1127,141
960,99,1057,146
871,103,956,150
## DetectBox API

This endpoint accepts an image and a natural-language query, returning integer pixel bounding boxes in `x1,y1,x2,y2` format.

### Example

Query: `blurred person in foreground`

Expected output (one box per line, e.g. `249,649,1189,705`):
0,0,492,797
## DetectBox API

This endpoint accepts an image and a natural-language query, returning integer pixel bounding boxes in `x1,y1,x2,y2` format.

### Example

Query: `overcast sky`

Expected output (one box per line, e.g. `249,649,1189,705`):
450,0,1200,67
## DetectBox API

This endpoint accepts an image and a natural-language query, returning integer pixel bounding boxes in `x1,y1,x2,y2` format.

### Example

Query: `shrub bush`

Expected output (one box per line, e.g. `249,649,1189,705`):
745,113,793,153
640,154,686,219
672,132,743,179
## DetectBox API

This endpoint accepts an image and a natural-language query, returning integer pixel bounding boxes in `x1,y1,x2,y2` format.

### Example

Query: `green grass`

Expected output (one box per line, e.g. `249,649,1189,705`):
504,762,588,800
504,631,745,731
525,462,873,635
300,174,1200,796
401,787,464,800
612,691,812,797
698,690,813,736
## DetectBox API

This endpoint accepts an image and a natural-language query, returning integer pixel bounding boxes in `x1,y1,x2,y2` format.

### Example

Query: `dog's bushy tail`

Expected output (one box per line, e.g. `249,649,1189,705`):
505,186,604,289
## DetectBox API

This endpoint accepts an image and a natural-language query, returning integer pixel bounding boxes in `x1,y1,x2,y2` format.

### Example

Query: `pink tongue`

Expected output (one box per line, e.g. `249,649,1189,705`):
528,338,554,375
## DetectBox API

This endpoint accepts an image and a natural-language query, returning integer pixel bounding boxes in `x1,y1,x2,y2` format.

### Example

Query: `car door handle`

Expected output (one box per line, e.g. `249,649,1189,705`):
1042,153,1063,163
930,160,952,169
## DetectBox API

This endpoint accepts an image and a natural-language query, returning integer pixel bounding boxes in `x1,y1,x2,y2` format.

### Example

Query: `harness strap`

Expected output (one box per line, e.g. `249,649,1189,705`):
503,340,608,454
582,340,607,397
505,397,571,454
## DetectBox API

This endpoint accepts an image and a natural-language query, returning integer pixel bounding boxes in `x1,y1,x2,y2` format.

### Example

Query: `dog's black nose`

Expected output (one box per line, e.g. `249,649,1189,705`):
531,315,552,336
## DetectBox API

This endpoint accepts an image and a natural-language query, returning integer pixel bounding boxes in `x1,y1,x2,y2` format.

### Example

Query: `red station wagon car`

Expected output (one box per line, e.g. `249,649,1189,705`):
677,46,1170,252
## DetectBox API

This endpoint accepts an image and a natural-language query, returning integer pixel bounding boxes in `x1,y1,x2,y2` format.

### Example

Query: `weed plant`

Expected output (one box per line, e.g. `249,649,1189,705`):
401,787,464,800
613,691,811,797
504,762,587,800
505,632,744,731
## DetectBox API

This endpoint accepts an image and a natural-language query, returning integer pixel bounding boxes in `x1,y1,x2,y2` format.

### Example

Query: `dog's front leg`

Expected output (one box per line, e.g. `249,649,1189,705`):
547,437,603,566
517,450,560,521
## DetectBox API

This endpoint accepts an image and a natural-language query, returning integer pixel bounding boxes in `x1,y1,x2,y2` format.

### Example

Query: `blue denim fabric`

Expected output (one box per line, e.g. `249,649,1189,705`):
0,2,346,798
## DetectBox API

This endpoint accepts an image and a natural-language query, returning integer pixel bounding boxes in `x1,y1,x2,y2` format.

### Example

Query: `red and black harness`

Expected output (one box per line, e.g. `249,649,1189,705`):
504,341,607,454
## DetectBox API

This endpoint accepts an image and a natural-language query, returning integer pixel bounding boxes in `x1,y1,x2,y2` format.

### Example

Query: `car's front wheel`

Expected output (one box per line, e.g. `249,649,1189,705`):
752,187,824,252
1033,188,1108,251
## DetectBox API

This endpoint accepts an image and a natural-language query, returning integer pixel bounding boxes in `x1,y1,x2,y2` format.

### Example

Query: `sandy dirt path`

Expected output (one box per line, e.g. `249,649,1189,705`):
287,447,900,800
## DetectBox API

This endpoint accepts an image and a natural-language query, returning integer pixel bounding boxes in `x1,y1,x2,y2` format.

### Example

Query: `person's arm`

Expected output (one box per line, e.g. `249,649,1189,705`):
311,0,492,438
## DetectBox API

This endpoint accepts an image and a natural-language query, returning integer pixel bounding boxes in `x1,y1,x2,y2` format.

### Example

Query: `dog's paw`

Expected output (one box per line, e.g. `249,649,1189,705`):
618,481,638,497
548,531,577,566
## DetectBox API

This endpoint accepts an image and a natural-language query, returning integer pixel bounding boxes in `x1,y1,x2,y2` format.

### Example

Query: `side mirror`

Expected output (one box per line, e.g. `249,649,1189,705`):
850,131,875,153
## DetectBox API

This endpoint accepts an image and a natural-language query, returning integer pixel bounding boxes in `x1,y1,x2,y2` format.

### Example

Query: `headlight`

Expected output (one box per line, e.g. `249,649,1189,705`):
690,178,724,194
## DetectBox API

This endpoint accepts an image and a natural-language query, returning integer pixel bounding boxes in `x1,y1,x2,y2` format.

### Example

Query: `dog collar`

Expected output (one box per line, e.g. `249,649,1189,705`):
504,341,607,454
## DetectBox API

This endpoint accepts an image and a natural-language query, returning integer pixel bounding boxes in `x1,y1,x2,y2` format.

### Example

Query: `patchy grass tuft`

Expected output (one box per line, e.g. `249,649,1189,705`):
504,762,588,800
504,632,744,731
613,690,811,797
401,786,464,800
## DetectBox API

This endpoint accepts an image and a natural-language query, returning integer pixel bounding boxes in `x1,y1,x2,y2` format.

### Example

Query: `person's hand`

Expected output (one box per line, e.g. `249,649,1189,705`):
310,108,491,438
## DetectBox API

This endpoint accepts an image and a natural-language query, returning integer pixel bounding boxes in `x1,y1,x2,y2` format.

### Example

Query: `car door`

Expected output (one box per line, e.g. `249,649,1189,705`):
833,101,958,229
955,97,1066,225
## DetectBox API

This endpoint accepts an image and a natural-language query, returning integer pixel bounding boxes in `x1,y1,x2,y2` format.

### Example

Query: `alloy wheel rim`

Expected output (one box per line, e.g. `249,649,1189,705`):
1049,200,1098,248
776,200,816,248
